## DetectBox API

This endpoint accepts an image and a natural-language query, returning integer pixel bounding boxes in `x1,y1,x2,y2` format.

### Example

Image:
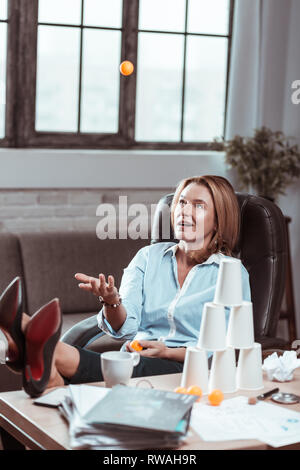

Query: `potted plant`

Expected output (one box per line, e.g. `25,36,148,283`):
210,126,300,202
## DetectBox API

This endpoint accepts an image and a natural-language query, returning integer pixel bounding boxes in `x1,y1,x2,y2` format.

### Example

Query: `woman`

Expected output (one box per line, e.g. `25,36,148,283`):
0,175,251,397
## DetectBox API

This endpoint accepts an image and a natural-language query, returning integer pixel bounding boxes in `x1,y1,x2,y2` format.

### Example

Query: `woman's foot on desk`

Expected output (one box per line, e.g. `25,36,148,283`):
0,278,65,397
23,298,63,398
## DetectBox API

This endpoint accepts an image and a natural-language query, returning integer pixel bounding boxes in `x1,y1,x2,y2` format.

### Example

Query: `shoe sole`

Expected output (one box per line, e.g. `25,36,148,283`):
23,298,62,398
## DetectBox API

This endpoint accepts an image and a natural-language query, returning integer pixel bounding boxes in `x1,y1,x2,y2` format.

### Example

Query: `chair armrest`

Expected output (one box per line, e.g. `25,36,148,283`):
256,335,291,359
256,335,290,350
61,314,104,348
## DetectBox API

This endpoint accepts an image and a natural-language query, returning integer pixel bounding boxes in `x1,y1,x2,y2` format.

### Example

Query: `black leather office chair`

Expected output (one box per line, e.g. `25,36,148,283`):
61,192,290,355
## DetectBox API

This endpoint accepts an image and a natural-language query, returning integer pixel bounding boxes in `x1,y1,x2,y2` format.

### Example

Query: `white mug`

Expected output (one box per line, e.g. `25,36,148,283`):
100,351,140,388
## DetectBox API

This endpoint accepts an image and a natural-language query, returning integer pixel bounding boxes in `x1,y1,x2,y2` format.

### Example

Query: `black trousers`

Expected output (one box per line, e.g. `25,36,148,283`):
67,346,184,385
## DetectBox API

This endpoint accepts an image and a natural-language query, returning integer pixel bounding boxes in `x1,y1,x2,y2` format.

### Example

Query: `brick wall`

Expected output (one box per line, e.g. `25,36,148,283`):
0,188,172,234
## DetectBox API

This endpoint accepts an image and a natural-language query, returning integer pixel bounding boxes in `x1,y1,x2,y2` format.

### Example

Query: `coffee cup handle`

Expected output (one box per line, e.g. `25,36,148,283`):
131,351,140,367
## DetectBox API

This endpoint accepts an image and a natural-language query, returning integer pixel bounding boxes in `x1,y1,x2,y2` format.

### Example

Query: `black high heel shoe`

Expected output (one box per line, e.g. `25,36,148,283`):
0,277,24,372
23,298,62,398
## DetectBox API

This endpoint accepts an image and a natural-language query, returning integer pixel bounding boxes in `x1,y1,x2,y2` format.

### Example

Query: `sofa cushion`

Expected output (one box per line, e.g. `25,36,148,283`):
0,233,26,310
19,231,148,315
0,233,25,392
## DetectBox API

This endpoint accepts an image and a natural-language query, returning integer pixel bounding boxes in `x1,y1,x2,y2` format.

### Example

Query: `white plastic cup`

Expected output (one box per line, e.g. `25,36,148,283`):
180,347,209,394
208,347,237,393
197,302,227,351
213,258,243,306
226,301,255,349
236,342,264,390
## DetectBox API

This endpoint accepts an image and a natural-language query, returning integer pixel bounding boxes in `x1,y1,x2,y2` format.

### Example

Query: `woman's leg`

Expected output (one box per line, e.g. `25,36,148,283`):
21,313,184,389
50,346,185,388
132,356,184,377
62,347,184,386
22,311,184,388
48,341,81,388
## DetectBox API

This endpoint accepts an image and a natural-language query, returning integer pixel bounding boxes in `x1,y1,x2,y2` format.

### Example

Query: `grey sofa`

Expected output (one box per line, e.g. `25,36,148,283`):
0,231,148,392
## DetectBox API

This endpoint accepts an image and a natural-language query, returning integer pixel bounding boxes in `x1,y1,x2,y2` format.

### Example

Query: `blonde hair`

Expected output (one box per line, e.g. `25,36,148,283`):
170,175,240,263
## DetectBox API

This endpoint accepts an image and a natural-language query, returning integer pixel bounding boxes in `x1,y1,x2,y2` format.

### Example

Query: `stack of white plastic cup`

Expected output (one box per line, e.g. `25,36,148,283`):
193,258,263,393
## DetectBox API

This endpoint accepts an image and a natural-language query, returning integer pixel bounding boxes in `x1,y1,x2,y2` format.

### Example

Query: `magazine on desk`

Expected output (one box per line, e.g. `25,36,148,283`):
59,384,197,450
84,384,197,434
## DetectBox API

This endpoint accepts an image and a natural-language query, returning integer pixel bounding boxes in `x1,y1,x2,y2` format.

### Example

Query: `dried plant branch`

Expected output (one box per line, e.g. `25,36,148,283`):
209,127,300,200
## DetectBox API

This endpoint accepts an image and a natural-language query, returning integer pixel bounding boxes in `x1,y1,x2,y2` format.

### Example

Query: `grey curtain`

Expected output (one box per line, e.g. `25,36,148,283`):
225,0,300,338
225,0,300,142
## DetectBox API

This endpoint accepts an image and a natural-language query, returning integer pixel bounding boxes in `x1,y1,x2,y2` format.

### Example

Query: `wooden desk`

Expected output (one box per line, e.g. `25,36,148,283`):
1,370,300,451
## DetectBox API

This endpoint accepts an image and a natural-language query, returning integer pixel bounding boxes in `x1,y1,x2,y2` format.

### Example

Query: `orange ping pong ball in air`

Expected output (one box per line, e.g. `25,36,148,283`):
208,389,224,406
120,60,134,76
129,340,143,352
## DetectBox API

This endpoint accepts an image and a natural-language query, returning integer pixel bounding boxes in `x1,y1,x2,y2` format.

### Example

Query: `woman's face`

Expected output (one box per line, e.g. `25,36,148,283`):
173,182,217,249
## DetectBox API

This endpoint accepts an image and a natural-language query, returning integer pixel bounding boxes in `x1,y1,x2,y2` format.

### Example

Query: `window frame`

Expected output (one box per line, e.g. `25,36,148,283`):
1,0,235,150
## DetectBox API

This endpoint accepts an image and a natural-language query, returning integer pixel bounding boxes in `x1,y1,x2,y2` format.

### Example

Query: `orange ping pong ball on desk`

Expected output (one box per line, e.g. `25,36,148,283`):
120,60,134,76
129,340,143,352
187,385,203,401
208,389,224,406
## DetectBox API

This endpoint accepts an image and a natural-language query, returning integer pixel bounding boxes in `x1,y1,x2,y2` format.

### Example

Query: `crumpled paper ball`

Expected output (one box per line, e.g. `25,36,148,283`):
262,351,300,382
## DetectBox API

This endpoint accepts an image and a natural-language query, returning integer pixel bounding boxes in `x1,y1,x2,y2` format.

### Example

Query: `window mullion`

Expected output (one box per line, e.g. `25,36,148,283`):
77,0,84,133
224,0,235,138
118,0,139,142
5,0,19,146
180,0,189,142
14,0,38,146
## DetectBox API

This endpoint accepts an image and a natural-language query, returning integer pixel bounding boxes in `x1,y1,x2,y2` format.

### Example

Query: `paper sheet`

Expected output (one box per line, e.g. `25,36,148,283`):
191,396,300,447
34,384,109,409
68,384,109,416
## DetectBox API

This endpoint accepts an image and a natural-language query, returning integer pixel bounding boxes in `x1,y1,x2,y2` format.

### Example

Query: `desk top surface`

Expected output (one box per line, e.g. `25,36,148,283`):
1,370,300,450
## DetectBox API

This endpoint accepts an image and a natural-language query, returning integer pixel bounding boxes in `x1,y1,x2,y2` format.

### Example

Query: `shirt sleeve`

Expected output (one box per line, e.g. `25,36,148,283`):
97,245,149,340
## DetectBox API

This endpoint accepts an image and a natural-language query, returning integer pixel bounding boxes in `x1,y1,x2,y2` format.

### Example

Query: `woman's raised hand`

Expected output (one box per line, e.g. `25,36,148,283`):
74,273,119,303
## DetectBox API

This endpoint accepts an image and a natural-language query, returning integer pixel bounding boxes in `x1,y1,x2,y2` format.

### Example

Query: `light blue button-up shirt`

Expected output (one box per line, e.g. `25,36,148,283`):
97,242,252,352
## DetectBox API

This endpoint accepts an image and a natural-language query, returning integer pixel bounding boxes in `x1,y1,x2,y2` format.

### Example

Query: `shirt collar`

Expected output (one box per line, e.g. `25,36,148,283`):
164,243,225,265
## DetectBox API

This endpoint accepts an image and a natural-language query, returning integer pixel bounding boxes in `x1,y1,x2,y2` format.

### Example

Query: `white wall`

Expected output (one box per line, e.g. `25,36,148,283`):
0,149,227,188
0,148,228,233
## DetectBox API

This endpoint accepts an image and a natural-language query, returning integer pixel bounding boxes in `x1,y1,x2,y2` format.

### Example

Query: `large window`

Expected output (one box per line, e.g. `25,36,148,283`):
136,0,230,143
0,0,234,149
